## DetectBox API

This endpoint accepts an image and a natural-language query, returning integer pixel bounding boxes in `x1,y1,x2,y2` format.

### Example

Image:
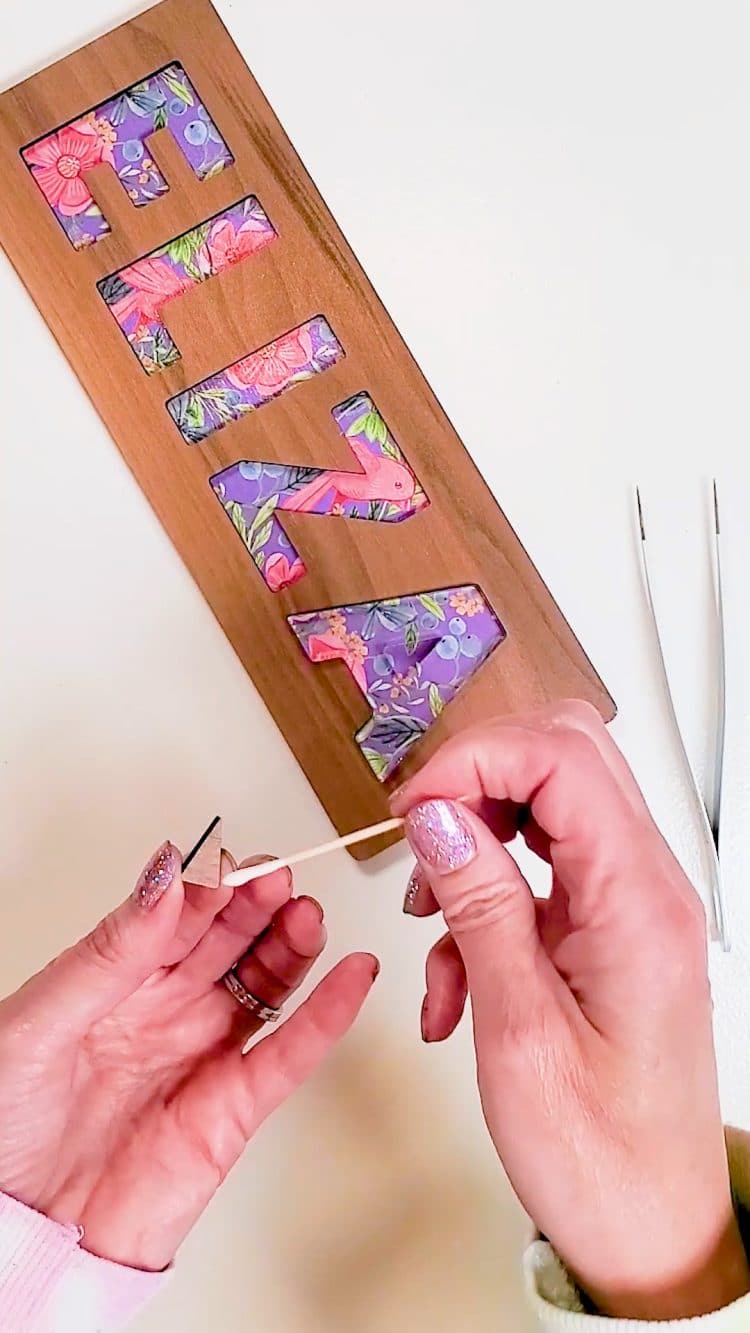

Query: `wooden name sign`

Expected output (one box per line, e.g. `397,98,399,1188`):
0,0,614,855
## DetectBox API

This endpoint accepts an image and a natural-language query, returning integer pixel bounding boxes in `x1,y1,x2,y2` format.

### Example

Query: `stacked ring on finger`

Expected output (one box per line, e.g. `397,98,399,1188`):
223,967,282,1024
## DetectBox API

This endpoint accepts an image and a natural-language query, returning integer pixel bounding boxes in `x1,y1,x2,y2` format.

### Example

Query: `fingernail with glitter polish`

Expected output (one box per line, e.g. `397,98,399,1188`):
405,800,477,874
133,841,179,910
403,865,424,915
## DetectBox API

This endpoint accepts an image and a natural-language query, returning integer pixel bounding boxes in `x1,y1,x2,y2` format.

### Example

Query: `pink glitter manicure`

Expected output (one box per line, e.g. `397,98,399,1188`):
405,800,477,873
403,866,424,914
133,841,178,910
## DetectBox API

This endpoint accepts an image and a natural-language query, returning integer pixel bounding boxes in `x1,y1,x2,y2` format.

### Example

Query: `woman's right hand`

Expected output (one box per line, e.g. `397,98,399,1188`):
393,702,750,1321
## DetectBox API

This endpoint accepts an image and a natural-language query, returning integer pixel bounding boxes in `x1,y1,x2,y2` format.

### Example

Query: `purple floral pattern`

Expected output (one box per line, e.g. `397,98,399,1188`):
168,316,343,443
97,197,276,373
209,390,429,591
289,588,505,779
22,65,234,250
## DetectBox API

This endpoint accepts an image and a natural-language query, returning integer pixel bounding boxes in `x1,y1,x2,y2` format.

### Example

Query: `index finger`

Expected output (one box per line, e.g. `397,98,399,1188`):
392,705,674,909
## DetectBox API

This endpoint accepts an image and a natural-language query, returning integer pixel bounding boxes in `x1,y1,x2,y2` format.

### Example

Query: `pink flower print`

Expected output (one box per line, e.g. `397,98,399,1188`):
203,216,272,274
111,257,193,331
305,631,368,694
71,115,117,165
449,590,484,617
24,124,110,216
265,553,305,592
226,326,314,396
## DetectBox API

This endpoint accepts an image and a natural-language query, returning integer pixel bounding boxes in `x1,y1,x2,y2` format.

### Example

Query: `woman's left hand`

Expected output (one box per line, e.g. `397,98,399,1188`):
0,840,378,1272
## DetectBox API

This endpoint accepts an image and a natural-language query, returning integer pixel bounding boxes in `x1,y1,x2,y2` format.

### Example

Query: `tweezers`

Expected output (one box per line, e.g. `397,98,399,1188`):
635,483,729,951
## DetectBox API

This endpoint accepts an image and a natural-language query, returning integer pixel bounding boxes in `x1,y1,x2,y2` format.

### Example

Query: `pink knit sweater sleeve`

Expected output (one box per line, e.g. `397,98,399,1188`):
0,1191,167,1331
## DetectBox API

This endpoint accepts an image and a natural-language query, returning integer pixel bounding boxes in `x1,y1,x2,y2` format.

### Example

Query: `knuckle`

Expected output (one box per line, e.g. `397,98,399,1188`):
0,997,35,1055
83,913,126,971
554,698,606,733
443,877,524,935
483,999,564,1081
640,881,708,981
680,881,708,928
221,849,238,875
497,1000,545,1055
557,725,601,767
238,853,276,870
663,889,707,951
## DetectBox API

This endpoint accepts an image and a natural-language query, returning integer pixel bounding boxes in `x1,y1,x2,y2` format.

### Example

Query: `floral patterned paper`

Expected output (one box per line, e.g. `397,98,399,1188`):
169,316,343,443
97,197,276,373
210,390,429,592
22,65,234,250
289,587,505,780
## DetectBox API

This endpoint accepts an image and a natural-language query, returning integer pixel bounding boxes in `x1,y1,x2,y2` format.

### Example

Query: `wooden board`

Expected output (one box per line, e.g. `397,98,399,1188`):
0,0,615,856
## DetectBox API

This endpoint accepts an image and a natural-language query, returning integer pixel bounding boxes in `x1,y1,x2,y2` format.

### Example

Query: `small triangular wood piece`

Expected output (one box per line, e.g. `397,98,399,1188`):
184,817,223,888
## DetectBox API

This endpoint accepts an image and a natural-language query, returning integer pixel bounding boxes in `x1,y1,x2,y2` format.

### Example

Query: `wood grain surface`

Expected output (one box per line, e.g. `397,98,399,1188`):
0,0,615,856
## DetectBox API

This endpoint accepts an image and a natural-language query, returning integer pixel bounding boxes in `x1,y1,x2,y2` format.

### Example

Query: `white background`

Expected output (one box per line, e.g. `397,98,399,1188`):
3,3,750,1329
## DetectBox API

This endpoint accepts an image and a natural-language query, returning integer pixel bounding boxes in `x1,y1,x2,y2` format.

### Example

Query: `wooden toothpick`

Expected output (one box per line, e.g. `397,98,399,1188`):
222,815,405,887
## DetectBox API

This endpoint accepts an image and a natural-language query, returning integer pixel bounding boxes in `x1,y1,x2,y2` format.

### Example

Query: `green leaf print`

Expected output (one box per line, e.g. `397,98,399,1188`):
250,522,273,556
200,388,244,424
157,224,209,270
161,69,194,106
362,748,389,780
248,494,278,556
346,412,369,437
428,683,444,718
379,436,400,460
405,620,419,655
202,158,227,180
347,410,389,447
365,412,388,446
153,104,168,132
185,395,205,433
226,501,250,547
418,593,446,621
151,329,180,369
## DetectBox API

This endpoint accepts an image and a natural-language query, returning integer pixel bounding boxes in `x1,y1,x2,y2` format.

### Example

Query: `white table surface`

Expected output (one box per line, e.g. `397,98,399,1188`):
3,3,750,1329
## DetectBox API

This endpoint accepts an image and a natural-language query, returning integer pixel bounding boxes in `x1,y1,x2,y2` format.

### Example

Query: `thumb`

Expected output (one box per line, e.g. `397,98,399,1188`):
16,841,185,1038
403,800,546,1017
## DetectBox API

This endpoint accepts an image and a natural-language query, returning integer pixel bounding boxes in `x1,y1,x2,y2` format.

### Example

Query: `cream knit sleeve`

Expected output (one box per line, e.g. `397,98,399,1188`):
524,1129,750,1331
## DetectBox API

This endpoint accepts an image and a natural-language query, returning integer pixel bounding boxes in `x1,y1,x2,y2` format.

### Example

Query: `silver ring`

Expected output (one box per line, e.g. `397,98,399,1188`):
223,968,281,1024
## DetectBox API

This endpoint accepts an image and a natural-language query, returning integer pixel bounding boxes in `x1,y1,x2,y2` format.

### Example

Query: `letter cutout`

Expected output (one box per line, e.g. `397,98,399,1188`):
168,316,344,443
289,588,506,779
21,65,234,250
97,197,276,372
210,388,429,591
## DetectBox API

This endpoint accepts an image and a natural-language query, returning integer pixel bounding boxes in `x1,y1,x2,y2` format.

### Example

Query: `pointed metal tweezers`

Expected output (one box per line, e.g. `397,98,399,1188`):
635,484,729,951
